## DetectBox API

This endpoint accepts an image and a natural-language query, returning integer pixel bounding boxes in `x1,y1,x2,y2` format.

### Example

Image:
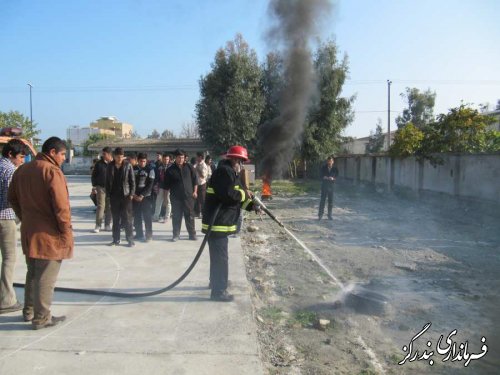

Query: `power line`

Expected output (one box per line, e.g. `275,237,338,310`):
354,110,400,113
0,84,198,93
344,79,500,86
0,79,499,93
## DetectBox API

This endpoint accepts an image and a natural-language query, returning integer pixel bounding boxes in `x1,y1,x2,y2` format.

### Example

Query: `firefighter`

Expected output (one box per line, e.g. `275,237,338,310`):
202,145,256,302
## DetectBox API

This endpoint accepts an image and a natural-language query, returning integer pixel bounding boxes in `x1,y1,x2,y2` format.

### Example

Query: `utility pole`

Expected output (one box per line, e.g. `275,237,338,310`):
27,83,33,127
387,79,392,151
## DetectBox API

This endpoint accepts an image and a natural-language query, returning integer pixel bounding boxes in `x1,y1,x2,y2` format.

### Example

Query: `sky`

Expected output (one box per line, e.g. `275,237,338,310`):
1,0,499,141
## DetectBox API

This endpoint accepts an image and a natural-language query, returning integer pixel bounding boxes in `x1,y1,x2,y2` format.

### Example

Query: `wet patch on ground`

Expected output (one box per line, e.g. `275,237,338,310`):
241,182,500,374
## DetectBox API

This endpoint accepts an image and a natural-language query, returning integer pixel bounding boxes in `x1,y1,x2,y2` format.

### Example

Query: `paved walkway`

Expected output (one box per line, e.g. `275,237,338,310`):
0,176,263,375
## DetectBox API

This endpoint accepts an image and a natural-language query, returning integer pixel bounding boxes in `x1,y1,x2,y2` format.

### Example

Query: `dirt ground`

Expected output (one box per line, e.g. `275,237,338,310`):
240,180,500,375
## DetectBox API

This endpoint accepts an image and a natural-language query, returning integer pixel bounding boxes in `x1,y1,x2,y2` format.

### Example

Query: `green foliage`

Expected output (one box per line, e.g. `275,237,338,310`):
251,179,321,195
293,311,318,328
391,105,499,159
421,105,498,154
259,306,283,323
82,133,114,156
196,34,265,155
0,110,40,140
389,123,424,157
260,52,285,127
396,87,436,129
365,119,385,154
302,40,355,162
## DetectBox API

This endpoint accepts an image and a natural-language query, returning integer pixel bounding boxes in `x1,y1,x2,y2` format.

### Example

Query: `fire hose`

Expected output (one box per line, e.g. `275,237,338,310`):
13,204,222,298
13,196,339,298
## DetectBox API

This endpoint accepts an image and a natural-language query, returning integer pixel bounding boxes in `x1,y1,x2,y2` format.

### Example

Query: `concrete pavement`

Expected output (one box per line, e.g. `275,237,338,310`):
0,176,263,375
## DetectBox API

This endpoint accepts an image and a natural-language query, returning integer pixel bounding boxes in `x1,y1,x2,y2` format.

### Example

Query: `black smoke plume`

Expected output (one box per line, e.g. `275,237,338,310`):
259,0,332,179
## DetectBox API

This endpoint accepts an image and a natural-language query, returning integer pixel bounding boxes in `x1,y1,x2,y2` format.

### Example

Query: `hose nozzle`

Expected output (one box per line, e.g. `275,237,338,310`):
252,196,284,227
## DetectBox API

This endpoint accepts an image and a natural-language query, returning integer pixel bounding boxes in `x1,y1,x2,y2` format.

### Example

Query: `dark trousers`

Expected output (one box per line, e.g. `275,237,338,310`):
150,191,157,213
110,196,133,242
171,197,196,238
318,187,334,218
208,236,228,293
195,183,207,217
133,197,153,239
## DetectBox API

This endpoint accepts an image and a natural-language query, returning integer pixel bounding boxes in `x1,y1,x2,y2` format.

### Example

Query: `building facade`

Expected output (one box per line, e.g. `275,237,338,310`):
90,116,133,138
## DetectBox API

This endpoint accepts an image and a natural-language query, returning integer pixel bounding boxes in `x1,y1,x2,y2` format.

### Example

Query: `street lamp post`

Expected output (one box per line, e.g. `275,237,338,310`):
27,83,33,127
387,79,392,151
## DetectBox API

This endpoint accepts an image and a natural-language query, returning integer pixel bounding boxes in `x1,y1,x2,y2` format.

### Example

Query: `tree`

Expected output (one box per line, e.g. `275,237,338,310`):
129,130,141,139
421,104,498,154
0,110,41,140
196,34,264,155
302,40,355,163
161,129,176,139
82,133,114,156
389,123,424,157
260,52,285,127
147,129,160,139
365,119,385,154
390,105,499,160
396,87,436,129
496,99,500,111
65,138,73,149
179,122,199,139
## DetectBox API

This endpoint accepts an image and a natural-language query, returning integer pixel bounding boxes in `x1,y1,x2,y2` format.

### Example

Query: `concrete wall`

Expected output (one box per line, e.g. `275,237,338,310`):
62,156,94,175
336,153,500,203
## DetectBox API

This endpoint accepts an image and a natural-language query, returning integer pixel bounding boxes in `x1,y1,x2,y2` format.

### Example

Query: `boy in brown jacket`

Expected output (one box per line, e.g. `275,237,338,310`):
8,137,73,330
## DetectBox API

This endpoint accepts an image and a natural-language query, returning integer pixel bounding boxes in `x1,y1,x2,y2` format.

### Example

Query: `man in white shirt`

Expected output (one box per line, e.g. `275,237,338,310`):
194,152,209,218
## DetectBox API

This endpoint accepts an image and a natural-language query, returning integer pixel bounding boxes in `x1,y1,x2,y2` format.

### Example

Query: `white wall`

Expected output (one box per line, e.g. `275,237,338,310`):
336,154,500,203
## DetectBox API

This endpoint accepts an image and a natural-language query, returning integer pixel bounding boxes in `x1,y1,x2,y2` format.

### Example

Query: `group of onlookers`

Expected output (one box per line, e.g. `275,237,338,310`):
90,147,216,247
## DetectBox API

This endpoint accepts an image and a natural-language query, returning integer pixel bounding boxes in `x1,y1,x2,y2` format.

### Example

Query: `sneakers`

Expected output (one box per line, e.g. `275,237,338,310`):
210,290,234,302
171,236,179,242
145,235,153,243
92,226,100,233
128,240,136,248
189,235,198,241
0,302,23,314
328,216,333,220
32,315,66,330
104,225,112,231
158,217,165,224
108,240,120,246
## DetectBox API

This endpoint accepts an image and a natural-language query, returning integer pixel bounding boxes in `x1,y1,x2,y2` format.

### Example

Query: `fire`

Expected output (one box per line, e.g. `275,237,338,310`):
261,178,272,200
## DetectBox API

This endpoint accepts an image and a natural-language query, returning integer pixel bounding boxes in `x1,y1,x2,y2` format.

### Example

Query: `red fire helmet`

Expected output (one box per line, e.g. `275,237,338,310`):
225,145,249,161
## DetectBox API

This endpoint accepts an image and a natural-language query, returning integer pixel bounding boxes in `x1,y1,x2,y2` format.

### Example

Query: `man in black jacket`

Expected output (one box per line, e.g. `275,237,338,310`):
106,147,136,247
133,153,155,242
91,147,113,233
202,145,256,302
163,149,198,242
318,155,338,220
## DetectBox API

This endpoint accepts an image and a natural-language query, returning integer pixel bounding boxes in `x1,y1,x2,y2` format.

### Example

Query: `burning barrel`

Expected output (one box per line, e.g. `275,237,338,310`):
261,177,272,200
